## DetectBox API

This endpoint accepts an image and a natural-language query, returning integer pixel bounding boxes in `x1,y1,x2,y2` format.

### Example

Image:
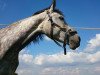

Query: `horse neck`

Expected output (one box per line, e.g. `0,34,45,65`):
0,12,47,59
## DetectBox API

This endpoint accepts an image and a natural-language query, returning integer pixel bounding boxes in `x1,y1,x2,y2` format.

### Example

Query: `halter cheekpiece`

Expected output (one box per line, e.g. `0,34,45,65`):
47,11,70,55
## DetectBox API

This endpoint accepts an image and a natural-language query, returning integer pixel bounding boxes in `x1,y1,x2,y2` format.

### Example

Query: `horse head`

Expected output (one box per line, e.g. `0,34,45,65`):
40,0,81,54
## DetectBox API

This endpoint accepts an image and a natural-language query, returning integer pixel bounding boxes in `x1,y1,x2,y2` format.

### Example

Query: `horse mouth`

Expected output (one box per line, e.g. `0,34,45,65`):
69,42,80,50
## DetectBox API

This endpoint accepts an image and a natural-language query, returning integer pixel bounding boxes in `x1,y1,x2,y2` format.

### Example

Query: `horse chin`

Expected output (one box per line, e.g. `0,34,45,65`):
69,43,77,50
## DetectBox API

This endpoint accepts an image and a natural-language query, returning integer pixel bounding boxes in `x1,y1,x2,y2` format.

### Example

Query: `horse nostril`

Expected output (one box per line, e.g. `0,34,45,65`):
70,31,77,35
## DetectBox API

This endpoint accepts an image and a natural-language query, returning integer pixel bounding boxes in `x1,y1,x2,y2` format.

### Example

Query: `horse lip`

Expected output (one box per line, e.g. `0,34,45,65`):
69,45,76,50
70,45,78,50
72,47,76,50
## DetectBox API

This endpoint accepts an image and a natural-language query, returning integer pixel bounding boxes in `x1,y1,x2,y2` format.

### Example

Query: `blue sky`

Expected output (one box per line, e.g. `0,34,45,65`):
0,0,100,75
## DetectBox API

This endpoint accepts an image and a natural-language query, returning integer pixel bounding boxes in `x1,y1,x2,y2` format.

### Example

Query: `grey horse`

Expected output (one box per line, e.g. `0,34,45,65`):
0,0,80,75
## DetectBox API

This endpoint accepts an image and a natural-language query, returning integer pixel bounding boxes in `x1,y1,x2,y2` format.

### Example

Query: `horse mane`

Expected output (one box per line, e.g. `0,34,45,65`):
33,7,64,16
32,33,43,43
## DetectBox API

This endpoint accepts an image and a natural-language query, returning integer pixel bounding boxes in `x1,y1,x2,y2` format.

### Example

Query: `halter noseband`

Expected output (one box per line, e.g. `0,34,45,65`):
47,11,70,55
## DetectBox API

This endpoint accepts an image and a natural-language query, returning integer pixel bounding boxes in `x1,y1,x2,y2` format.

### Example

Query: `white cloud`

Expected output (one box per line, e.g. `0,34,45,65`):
41,67,80,75
33,51,100,66
19,54,34,63
33,52,76,65
84,34,100,52
17,51,100,75
18,49,34,64
16,34,100,75
17,55,100,75
87,51,100,63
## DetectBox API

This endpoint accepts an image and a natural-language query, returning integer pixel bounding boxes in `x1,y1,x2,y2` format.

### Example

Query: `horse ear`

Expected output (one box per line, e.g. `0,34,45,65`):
49,0,56,13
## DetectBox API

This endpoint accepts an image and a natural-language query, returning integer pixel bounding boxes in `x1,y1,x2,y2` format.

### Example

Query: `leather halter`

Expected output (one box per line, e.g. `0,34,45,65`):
47,12,69,55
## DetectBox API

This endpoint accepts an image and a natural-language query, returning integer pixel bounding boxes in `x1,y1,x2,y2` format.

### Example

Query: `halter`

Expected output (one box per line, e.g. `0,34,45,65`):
47,11,70,55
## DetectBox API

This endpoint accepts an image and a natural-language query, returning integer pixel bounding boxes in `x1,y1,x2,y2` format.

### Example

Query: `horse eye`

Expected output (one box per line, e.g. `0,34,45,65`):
59,17,64,20
70,31,77,35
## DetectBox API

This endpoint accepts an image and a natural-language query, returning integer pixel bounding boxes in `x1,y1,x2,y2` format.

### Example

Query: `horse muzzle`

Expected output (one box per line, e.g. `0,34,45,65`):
68,34,81,50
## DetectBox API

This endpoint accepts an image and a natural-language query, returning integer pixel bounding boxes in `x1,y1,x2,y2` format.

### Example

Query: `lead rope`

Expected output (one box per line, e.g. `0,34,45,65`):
63,32,67,55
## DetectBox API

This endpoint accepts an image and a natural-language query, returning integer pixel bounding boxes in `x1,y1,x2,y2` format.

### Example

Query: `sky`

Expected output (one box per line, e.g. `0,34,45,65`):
0,0,100,75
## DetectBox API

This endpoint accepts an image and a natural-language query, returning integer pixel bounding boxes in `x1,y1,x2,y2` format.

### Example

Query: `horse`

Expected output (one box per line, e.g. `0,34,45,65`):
0,0,80,75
